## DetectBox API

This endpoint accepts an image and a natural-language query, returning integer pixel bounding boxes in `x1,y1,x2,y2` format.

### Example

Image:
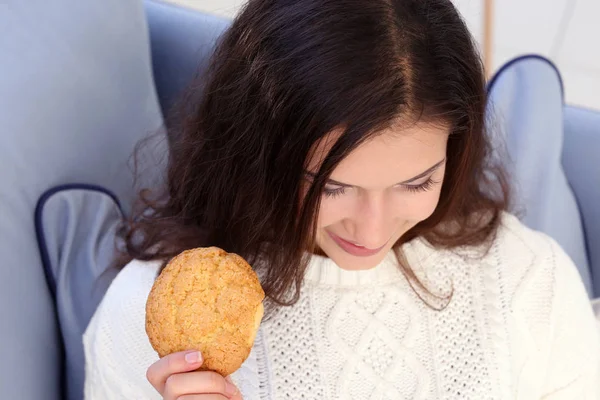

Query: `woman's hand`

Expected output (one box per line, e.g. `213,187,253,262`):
147,350,242,400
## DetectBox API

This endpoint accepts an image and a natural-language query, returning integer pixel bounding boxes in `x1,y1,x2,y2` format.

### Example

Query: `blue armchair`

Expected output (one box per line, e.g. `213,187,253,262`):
0,1,598,399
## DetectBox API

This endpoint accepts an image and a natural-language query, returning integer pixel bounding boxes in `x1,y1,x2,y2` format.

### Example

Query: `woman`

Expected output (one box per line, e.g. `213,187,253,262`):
83,0,600,399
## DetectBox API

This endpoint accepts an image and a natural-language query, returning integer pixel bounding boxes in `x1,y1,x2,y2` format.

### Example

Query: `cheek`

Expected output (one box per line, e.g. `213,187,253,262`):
316,197,349,228
317,189,442,228
402,191,441,222
404,175,445,221
404,169,446,221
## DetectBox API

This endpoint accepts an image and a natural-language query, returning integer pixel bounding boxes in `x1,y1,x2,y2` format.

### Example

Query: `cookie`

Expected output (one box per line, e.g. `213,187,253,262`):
145,247,265,376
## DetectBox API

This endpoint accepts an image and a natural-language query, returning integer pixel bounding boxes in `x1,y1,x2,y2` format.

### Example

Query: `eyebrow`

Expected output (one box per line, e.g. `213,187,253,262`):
305,158,446,188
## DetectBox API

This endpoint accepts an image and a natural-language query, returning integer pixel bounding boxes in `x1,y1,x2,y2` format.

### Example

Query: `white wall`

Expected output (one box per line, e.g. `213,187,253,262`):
454,0,600,109
165,0,243,17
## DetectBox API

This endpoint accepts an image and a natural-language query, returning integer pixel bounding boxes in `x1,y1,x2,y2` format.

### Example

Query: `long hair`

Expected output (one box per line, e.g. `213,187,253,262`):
121,0,509,306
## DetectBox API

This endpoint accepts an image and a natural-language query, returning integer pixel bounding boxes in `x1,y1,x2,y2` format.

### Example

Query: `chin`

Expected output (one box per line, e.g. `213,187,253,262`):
327,250,390,271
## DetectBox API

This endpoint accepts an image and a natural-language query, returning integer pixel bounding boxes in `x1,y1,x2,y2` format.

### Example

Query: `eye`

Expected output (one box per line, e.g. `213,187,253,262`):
402,177,440,193
323,186,347,198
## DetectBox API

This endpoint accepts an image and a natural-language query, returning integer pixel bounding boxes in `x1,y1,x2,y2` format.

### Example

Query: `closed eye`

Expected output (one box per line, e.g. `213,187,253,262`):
323,177,440,198
323,186,347,199
401,177,440,193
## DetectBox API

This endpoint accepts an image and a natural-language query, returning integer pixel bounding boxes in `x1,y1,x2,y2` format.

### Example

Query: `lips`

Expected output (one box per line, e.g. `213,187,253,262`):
327,231,386,257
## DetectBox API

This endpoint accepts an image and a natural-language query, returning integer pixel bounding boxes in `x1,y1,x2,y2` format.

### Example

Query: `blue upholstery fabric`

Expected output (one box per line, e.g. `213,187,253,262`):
563,106,600,295
36,187,123,400
145,0,230,118
0,1,164,398
0,1,230,398
487,55,592,296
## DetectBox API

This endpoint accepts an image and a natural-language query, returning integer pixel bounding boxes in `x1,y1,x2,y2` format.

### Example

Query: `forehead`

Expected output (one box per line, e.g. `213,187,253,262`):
308,123,449,188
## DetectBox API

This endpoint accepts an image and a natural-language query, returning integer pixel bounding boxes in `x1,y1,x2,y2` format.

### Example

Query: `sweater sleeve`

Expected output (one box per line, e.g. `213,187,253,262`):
540,240,600,399
83,260,164,400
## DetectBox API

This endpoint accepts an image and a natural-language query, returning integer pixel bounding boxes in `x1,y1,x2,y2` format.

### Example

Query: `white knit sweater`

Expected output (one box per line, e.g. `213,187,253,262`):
83,214,600,399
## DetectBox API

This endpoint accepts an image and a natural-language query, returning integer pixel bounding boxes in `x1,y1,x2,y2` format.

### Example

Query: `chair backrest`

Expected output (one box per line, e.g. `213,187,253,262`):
563,105,600,295
145,0,230,119
487,55,594,297
1,1,230,399
0,1,164,398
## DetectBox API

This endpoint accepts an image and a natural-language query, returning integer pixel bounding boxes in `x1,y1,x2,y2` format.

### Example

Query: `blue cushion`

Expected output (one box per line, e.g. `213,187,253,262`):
0,1,164,399
487,55,591,296
36,186,123,400
563,106,600,295
145,0,230,117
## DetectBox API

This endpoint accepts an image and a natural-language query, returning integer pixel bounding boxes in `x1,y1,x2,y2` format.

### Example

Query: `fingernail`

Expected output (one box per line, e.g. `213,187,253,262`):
225,378,238,396
185,351,202,364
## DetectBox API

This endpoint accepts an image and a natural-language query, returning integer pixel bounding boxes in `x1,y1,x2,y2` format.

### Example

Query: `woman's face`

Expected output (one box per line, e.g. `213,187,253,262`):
307,123,449,270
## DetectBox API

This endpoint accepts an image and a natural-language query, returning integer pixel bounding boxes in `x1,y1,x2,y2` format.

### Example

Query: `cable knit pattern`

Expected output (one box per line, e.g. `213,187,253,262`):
83,213,600,399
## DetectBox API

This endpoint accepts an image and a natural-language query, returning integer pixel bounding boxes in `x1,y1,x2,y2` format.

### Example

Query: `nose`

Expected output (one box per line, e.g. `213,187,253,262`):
346,192,394,248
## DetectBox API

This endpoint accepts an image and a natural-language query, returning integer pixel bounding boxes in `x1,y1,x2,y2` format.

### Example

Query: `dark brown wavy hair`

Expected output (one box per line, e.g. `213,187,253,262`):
121,0,510,306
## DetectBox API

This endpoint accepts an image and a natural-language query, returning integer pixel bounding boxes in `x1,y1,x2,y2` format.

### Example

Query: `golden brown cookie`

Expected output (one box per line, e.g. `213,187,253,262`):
145,247,265,376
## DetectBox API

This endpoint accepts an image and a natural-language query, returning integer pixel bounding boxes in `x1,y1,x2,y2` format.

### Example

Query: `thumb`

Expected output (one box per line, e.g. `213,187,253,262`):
225,376,243,400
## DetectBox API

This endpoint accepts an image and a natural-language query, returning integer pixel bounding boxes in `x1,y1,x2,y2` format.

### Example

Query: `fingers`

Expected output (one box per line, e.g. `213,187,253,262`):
146,350,242,400
163,371,237,399
225,377,243,400
147,350,204,394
